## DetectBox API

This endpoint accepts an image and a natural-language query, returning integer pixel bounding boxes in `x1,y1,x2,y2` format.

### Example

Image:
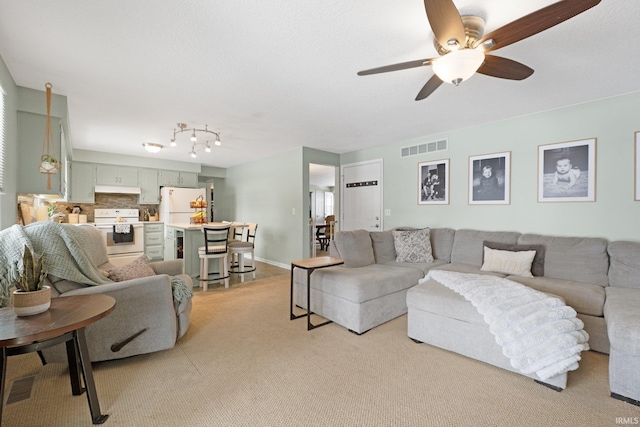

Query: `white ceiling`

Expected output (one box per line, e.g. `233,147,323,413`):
1,1,639,170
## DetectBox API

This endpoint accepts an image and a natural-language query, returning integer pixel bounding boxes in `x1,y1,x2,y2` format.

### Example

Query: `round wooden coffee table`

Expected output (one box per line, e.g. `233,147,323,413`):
0,294,116,426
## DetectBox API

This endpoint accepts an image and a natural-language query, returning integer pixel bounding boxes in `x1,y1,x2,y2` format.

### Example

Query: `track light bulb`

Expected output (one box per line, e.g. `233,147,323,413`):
205,142,211,153
191,129,197,142
170,138,176,147
215,135,221,146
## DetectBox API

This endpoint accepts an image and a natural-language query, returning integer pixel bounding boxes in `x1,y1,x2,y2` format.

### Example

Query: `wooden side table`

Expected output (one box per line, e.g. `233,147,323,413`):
0,294,116,426
290,256,344,330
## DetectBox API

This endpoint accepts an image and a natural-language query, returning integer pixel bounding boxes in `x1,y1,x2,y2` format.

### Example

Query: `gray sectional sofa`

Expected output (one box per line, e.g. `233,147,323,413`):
293,227,640,403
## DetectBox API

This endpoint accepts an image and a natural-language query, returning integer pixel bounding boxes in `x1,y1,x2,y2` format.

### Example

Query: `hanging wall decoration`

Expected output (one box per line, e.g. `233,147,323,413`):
39,82,60,190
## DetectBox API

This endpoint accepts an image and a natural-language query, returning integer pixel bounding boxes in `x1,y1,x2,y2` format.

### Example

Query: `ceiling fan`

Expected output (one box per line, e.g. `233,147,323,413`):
357,0,601,101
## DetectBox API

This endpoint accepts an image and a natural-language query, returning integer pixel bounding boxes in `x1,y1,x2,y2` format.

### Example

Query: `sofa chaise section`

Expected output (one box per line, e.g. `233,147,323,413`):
407,230,571,389
604,241,640,405
504,234,609,354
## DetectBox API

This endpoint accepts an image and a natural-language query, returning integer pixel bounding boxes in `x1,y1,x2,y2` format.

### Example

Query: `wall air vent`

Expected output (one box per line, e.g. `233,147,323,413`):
401,138,448,158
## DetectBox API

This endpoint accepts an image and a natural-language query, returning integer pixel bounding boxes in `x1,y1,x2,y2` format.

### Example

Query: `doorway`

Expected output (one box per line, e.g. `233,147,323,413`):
309,163,338,257
341,159,383,232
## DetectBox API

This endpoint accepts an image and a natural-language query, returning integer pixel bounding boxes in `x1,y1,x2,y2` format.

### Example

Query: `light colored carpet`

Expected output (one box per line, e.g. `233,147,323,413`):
3,271,639,426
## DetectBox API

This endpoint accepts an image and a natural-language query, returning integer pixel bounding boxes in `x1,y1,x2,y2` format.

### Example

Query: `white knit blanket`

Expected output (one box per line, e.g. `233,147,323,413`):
421,270,590,380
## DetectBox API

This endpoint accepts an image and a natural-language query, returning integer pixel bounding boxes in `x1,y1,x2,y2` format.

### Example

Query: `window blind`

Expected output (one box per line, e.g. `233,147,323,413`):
0,84,5,192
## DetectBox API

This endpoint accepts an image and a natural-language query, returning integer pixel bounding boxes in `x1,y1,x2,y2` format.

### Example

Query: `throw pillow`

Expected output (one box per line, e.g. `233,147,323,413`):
480,247,536,277
483,241,545,276
333,230,375,268
107,255,156,282
392,228,434,263
369,231,396,263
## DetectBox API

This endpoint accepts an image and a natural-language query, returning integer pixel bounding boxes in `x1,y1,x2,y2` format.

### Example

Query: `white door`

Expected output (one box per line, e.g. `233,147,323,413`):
341,159,383,231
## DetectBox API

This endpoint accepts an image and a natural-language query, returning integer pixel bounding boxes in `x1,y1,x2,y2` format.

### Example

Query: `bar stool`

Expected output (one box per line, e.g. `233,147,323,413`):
229,223,258,282
198,223,231,291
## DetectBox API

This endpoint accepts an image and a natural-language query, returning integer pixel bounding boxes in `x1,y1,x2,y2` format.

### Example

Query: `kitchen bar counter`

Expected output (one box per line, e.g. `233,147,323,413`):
164,223,229,283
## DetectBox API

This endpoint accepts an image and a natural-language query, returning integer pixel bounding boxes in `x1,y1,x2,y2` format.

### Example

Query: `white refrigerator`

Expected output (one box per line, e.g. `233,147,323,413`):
159,187,207,224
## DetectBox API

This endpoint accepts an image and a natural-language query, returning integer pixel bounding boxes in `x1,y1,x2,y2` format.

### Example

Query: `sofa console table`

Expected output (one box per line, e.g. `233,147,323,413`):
0,294,115,426
290,256,344,331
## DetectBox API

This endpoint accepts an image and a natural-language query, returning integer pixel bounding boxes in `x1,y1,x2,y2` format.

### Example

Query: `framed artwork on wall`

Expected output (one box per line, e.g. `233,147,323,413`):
468,151,511,205
538,138,596,202
635,132,640,200
418,159,449,205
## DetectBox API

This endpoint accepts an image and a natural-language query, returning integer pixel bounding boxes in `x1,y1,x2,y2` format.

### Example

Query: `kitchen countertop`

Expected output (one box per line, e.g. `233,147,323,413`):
165,222,227,231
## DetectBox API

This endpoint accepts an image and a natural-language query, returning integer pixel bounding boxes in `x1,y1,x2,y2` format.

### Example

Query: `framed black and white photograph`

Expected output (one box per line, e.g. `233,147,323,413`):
468,151,510,205
635,132,640,200
538,138,596,202
419,159,449,205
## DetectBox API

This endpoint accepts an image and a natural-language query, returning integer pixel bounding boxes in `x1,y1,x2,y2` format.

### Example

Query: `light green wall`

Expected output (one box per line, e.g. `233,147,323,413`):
342,91,640,242
0,54,18,229
224,147,304,267
223,146,340,266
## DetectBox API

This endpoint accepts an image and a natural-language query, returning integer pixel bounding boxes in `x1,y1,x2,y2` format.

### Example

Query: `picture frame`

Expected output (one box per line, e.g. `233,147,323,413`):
418,159,449,205
538,138,596,202
635,132,640,200
468,151,511,205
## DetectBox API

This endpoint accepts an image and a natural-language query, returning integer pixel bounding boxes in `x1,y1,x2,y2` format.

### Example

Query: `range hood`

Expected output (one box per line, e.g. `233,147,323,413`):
94,185,142,194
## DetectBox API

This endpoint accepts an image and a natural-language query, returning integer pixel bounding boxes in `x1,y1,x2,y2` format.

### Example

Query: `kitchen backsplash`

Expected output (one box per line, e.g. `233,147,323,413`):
19,193,159,223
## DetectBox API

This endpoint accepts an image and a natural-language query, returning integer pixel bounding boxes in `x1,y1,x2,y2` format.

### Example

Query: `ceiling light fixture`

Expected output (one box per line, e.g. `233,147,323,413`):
170,122,222,158
432,48,485,86
142,142,164,153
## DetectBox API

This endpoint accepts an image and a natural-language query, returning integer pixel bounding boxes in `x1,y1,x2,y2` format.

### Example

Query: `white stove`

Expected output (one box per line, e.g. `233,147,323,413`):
94,208,142,224
93,209,145,266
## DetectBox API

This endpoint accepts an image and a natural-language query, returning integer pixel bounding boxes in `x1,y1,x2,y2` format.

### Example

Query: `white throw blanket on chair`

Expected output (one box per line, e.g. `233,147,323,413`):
421,270,589,380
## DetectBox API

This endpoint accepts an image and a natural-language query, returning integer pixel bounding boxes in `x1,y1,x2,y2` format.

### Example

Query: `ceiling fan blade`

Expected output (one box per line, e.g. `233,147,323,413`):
415,75,443,101
424,0,466,50
476,55,534,80
357,58,434,76
476,0,601,52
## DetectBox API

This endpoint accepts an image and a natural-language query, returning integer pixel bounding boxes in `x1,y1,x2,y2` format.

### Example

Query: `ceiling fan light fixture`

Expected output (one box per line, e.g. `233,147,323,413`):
432,48,485,86
142,142,163,153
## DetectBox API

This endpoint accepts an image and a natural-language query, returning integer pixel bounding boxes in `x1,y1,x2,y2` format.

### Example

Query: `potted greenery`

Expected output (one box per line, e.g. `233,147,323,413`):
12,245,51,316
39,154,60,173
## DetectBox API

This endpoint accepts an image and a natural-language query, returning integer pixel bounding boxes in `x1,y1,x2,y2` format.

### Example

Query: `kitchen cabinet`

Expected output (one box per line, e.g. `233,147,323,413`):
95,165,138,186
68,161,95,203
159,170,198,188
144,222,164,261
138,168,159,204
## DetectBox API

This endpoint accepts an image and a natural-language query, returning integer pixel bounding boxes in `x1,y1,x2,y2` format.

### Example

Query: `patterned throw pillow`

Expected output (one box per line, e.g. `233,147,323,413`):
106,255,156,282
392,228,434,263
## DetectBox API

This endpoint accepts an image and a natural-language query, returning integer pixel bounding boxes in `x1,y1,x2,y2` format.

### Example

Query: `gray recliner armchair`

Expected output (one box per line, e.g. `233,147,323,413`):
42,224,193,363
